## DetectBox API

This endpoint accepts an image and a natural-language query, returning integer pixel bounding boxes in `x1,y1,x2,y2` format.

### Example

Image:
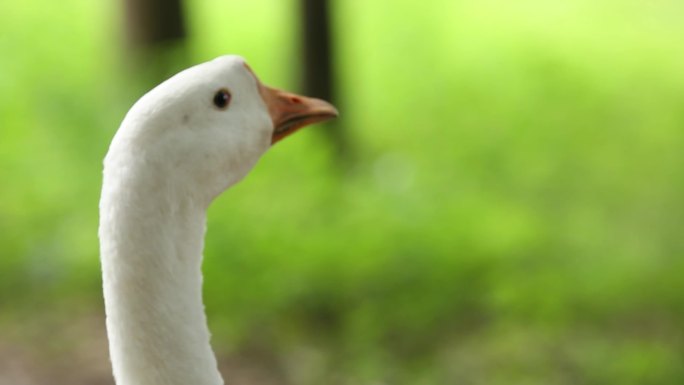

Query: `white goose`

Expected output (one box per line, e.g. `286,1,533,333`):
99,55,338,385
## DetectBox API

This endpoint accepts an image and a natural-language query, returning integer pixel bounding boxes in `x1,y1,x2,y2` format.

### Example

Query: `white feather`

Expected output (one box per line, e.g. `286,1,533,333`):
99,55,273,385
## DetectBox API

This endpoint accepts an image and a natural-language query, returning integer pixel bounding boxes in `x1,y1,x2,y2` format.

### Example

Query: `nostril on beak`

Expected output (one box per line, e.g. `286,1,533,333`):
290,96,303,104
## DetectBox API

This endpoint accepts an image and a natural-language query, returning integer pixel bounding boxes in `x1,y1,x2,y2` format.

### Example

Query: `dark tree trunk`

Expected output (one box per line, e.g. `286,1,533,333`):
301,0,351,164
122,0,189,89
124,0,186,48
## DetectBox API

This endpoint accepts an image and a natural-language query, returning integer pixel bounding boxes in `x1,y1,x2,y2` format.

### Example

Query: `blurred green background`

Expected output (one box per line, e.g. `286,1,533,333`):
1,0,684,384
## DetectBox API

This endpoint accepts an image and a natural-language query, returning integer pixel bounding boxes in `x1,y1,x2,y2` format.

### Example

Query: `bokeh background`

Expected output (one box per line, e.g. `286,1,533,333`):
1,0,684,384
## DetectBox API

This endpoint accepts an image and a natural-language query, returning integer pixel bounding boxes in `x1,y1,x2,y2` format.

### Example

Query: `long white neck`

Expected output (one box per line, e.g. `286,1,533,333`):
99,165,223,385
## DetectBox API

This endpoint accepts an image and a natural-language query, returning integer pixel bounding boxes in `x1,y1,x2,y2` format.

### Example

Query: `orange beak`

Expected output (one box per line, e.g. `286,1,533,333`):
246,64,338,144
260,85,339,144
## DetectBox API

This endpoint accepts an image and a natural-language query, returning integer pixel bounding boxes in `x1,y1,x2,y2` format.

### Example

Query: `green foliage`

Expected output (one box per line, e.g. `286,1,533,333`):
1,0,683,383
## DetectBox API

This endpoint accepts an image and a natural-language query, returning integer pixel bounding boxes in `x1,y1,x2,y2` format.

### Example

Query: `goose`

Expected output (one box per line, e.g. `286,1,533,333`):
98,55,338,385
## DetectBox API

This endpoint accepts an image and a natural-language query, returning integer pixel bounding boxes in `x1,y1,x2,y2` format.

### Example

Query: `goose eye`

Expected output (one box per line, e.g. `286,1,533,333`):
213,88,231,110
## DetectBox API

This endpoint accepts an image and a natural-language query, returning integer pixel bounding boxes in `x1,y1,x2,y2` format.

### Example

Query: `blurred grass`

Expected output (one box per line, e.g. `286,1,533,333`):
1,0,684,384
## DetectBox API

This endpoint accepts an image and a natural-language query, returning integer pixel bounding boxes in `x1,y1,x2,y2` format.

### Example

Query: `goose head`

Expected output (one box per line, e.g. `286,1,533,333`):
104,55,338,203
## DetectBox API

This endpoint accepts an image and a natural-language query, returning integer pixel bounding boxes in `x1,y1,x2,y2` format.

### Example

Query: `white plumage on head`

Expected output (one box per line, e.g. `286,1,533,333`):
99,55,337,385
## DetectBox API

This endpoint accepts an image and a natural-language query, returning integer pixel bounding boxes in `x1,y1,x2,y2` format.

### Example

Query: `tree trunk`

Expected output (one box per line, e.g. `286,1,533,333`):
124,0,186,48
301,0,351,164
122,0,189,89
